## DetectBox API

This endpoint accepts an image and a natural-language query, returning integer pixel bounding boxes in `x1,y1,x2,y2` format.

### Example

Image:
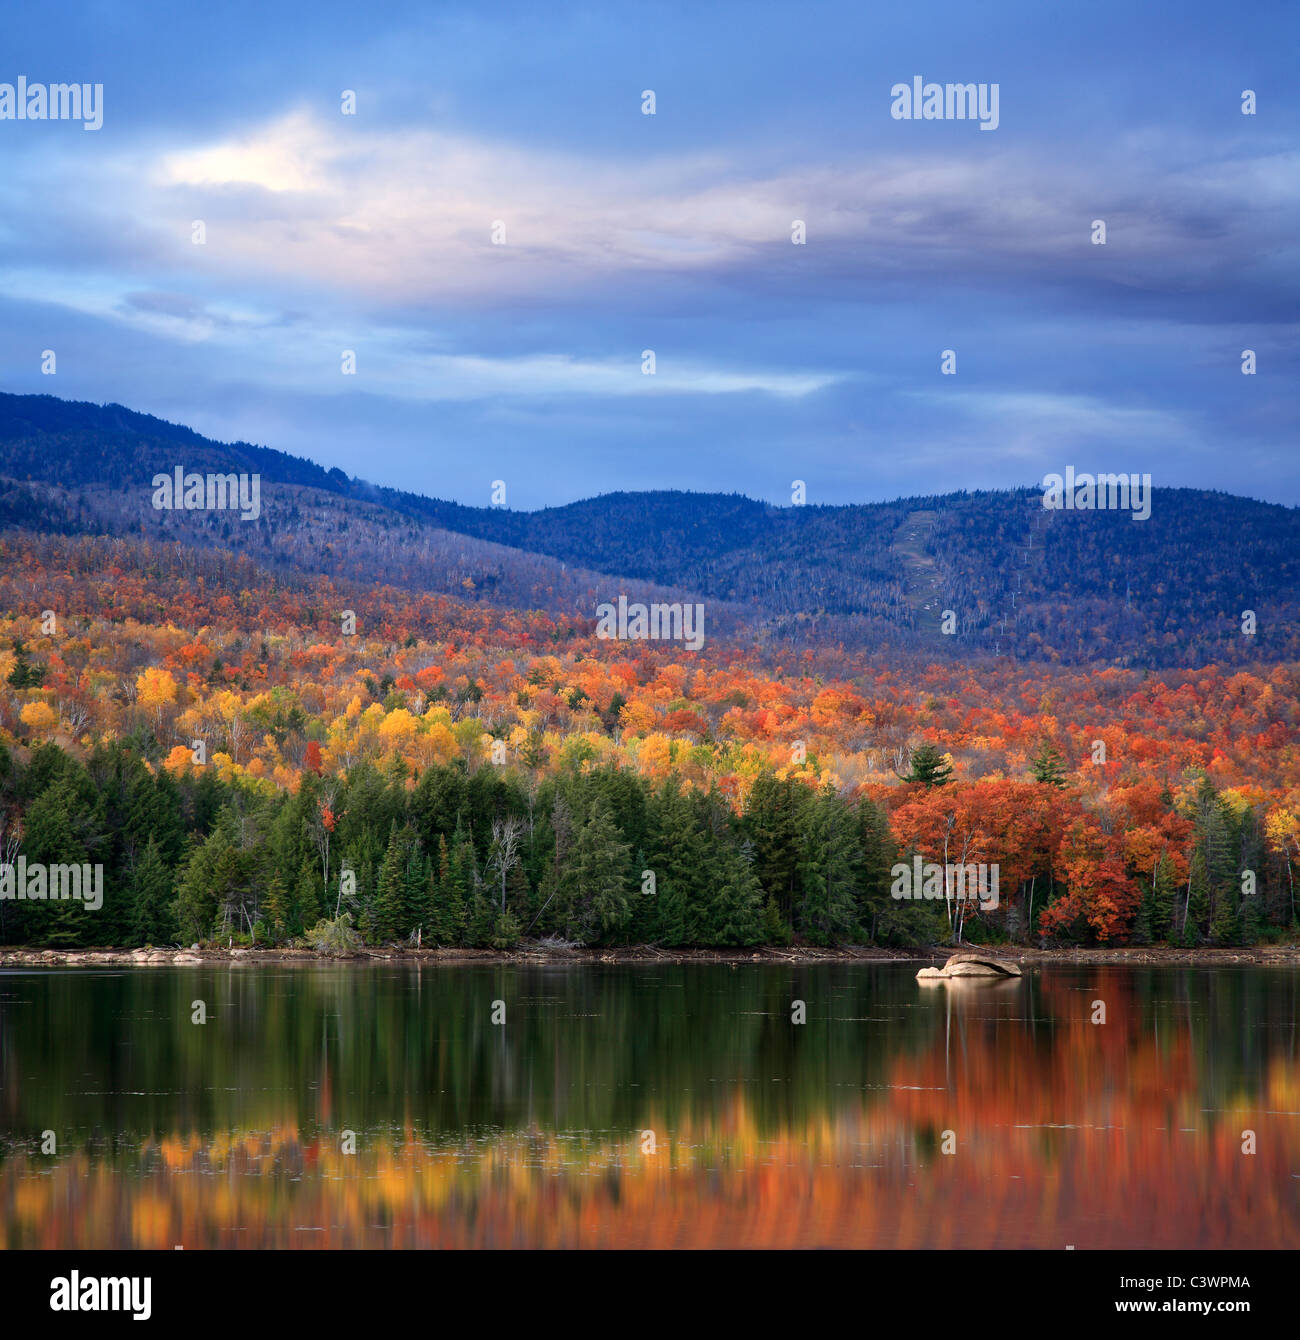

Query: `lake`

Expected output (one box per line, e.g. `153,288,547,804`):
1,962,1297,1248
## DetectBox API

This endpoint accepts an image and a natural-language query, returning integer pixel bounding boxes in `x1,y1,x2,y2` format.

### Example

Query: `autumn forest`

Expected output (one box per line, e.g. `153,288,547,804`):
1,484,1297,952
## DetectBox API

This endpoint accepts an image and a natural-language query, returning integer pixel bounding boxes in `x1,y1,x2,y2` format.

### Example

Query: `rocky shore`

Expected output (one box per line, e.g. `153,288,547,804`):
1,942,1297,968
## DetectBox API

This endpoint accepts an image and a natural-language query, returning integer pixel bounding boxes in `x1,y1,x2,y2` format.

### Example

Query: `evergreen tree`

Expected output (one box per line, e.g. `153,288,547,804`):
6,638,45,689
404,840,433,941
904,743,953,788
646,777,701,946
264,871,290,943
465,886,496,947
490,906,522,949
695,841,764,945
1240,881,1265,944
20,778,92,947
1210,878,1241,946
124,766,185,868
372,821,408,942
173,829,231,943
1182,849,1210,945
185,767,227,837
130,837,174,945
1131,881,1154,944
855,797,903,940
760,894,792,945
797,787,862,944
745,773,804,924
292,859,323,933
428,834,466,944
569,795,631,942
1150,852,1177,942
1029,740,1069,788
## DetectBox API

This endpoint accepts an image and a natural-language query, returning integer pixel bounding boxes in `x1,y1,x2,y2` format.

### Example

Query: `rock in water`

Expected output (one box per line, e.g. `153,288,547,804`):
917,950,1023,981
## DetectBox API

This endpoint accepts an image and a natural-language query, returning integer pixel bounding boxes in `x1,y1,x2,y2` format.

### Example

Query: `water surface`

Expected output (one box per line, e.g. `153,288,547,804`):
1,963,1297,1248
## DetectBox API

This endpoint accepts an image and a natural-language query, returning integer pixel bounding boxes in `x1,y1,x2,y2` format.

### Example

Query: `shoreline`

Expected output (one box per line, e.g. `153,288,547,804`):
2,943,1298,968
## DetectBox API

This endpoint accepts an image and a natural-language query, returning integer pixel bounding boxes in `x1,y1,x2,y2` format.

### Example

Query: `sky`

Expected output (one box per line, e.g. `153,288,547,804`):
2,0,1297,508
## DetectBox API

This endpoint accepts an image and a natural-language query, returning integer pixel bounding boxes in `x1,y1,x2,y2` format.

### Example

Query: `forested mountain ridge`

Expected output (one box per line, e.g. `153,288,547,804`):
2,524,1298,953
1,396,1297,953
2,391,1297,666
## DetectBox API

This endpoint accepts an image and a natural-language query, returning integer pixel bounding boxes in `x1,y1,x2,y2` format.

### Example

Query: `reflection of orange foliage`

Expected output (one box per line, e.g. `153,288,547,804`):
6,989,1300,1250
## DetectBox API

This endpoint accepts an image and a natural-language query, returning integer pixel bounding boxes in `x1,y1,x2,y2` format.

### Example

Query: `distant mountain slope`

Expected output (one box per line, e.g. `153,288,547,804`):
1,392,1297,666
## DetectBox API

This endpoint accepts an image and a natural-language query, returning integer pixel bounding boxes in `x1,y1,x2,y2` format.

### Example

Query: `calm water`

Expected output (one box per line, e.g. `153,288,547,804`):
1,963,1298,1248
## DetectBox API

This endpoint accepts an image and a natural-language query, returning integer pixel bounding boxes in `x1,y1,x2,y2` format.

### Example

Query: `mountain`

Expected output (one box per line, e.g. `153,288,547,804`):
1,391,1297,667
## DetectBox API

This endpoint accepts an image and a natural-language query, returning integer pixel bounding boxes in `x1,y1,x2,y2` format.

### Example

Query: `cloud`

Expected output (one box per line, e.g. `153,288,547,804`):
131,110,1298,320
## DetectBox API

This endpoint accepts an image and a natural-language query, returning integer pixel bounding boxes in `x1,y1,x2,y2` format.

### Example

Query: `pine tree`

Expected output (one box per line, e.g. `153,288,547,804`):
569,795,631,942
646,778,700,946
355,855,377,942
855,797,899,940
1210,879,1241,946
428,834,466,944
404,841,432,941
904,743,953,788
130,837,174,946
797,787,862,945
1182,850,1210,945
292,859,323,933
264,872,290,943
745,773,804,924
1029,740,1069,788
372,822,407,943
695,841,763,945
447,822,477,944
490,906,522,949
761,895,792,945
22,778,92,947
125,766,185,868
466,887,496,947
1131,882,1153,944
1240,881,1265,944
173,829,230,943
6,638,45,689
622,846,659,943
1151,852,1176,942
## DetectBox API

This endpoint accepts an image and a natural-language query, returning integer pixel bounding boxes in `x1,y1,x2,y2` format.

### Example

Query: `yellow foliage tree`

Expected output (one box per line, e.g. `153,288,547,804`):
136,667,179,726
20,700,58,737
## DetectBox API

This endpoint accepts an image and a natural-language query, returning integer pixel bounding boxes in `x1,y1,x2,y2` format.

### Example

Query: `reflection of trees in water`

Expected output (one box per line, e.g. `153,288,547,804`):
2,964,1298,1247
5,1067,1300,1249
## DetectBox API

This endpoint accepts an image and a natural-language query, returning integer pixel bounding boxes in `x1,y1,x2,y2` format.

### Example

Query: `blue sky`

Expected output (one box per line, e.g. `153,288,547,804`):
2,0,1296,507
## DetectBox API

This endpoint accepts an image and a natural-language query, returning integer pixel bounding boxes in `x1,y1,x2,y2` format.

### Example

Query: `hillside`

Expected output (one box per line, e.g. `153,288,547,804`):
1,396,1298,956
1,392,1296,667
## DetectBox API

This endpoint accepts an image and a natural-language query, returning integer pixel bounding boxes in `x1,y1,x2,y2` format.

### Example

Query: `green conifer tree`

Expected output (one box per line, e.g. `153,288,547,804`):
1029,740,1069,788
569,795,631,942
797,787,862,944
904,743,953,788
130,836,174,945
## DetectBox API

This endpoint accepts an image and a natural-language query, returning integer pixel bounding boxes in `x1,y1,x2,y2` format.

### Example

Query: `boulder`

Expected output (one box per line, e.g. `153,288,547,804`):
917,950,1023,981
